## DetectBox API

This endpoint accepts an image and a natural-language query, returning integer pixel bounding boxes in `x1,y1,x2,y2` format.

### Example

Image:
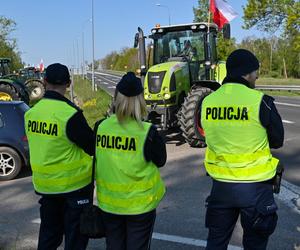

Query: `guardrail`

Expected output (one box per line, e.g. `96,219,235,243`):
256,85,300,91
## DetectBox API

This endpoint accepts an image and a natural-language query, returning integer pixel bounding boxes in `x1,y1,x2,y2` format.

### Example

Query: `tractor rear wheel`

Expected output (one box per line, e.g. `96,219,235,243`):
25,79,45,101
0,83,21,102
178,87,212,147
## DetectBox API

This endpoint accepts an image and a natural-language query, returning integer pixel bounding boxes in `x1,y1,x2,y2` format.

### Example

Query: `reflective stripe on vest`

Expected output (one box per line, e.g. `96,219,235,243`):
25,99,92,194
201,84,278,182
95,115,165,215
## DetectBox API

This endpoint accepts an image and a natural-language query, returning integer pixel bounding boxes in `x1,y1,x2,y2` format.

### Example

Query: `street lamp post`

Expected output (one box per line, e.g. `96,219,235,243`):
156,3,171,25
91,0,95,91
81,19,91,79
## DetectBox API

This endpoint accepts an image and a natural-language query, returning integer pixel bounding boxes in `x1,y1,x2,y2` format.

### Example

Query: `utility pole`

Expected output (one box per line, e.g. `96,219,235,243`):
76,38,80,75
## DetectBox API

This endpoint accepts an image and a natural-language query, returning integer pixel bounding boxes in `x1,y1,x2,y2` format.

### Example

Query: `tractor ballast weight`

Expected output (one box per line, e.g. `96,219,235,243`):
134,23,229,147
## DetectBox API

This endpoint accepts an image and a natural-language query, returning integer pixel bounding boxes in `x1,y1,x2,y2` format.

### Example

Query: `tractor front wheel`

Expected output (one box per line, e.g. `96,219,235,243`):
178,87,212,147
25,79,45,102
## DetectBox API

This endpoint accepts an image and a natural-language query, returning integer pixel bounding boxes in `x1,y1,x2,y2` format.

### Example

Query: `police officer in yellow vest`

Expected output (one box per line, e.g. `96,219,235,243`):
25,63,94,250
95,72,166,250
200,49,284,250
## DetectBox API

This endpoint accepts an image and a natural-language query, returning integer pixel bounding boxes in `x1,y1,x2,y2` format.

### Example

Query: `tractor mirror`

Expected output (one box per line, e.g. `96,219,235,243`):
134,33,139,48
222,24,231,40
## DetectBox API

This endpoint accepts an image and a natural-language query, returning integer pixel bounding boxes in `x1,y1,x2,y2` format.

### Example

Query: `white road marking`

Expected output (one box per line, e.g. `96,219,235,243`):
93,71,122,79
100,76,118,84
30,219,243,250
102,82,108,85
152,233,242,250
282,120,295,124
275,101,300,108
108,86,116,89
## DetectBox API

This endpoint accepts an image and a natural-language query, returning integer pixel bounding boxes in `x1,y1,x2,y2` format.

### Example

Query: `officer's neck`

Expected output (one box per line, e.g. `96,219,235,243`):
46,84,67,96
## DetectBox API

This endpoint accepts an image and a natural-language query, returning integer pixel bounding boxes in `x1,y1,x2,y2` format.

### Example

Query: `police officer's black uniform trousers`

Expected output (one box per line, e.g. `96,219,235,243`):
37,184,91,250
101,209,156,250
205,180,278,250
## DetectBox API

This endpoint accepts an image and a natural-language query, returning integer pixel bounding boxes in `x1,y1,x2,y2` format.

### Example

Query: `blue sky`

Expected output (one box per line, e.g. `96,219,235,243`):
1,0,264,68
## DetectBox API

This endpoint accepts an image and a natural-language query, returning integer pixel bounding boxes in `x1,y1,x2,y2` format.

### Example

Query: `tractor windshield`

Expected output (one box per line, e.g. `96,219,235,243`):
153,30,205,65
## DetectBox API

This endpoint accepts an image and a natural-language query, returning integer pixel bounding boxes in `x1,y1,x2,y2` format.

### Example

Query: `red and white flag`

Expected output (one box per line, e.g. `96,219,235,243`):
210,0,238,29
39,59,44,72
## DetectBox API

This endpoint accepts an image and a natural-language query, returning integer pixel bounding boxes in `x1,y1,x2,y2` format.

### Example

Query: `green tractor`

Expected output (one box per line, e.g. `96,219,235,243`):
0,58,45,103
18,66,45,101
134,22,229,147
0,58,29,104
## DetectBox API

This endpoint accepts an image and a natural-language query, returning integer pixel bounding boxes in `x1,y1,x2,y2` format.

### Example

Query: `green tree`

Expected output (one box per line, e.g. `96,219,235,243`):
243,0,299,33
193,0,209,22
0,16,16,41
243,0,300,77
0,16,23,71
100,48,138,73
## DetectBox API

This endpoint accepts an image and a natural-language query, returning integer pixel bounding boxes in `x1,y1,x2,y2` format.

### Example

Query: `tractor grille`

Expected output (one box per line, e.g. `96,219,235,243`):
147,71,166,94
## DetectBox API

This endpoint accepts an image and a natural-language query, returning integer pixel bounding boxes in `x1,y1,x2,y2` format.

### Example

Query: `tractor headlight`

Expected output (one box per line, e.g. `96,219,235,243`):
163,93,170,99
163,87,168,92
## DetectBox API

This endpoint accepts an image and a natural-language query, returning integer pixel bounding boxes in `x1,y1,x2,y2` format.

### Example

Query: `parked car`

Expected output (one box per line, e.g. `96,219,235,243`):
0,101,30,180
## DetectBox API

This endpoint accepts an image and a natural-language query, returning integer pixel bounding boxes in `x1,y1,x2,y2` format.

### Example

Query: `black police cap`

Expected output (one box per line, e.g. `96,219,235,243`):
45,63,70,85
226,49,259,77
116,72,143,97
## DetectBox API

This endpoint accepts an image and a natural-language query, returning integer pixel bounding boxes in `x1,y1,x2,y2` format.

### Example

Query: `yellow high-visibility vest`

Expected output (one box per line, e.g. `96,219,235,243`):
201,83,278,182
25,99,92,194
95,115,165,215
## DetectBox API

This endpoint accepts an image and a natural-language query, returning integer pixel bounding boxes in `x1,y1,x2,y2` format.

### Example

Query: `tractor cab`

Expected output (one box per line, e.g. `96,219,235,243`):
151,23,218,83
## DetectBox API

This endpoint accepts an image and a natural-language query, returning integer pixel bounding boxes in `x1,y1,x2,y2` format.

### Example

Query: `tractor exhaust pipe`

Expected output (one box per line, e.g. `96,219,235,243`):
134,27,147,84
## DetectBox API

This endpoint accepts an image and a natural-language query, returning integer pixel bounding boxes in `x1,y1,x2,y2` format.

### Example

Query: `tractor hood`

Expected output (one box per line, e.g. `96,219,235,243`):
149,61,187,75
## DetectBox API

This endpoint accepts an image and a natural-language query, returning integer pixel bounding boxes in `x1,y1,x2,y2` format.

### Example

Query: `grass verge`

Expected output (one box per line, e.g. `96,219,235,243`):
72,76,112,127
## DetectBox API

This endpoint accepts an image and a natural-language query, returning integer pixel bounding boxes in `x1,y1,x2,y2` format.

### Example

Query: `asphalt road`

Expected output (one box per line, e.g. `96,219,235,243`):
0,73,299,249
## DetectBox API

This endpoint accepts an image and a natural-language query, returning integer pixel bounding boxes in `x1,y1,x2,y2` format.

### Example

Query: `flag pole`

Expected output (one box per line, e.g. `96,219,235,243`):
207,0,211,42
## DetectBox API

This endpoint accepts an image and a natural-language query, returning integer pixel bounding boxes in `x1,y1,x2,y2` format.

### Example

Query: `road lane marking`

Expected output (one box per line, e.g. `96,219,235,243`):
282,120,295,124
108,86,116,89
152,233,242,250
102,82,108,85
275,101,300,108
93,71,122,79
100,76,118,84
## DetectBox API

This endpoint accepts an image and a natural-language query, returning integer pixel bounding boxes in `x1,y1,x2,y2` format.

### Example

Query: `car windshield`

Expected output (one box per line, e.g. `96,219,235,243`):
153,30,205,64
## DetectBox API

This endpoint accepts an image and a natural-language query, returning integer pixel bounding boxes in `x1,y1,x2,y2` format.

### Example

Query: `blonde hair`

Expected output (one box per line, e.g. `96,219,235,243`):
114,90,147,124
